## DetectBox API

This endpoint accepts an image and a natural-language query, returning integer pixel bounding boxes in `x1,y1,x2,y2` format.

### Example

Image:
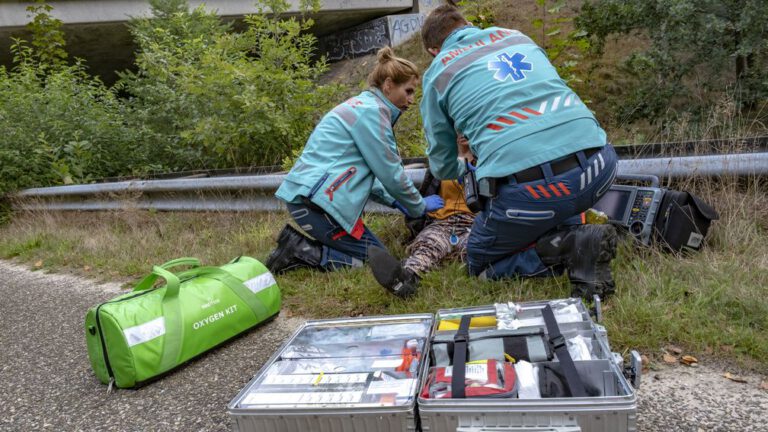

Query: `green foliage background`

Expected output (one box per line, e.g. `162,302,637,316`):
577,0,768,123
0,0,345,196
1,0,768,197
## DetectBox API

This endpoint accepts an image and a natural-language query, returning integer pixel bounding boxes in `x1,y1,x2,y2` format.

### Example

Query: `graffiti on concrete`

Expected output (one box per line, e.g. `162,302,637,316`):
388,13,425,47
319,18,391,62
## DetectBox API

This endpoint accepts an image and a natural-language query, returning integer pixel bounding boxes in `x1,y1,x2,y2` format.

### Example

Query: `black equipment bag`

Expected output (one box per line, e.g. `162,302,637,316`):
652,190,719,252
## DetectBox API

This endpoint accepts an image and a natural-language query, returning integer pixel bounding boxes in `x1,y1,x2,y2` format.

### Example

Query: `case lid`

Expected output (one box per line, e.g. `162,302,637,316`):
233,314,433,410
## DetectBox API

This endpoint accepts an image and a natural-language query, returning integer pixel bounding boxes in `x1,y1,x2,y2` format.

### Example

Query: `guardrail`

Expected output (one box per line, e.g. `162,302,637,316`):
14,152,768,213
96,136,768,183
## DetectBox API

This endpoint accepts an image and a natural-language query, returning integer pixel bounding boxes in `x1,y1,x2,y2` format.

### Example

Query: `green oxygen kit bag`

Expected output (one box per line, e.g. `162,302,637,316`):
84,256,281,388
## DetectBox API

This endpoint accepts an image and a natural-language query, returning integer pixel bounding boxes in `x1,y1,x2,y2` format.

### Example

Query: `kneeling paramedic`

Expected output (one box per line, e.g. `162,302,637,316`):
266,47,444,277
417,5,619,298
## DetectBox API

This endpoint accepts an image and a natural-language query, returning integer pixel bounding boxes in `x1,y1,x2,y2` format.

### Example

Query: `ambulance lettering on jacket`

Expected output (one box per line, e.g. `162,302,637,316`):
440,29,517,66
325,167,357,201
192,304,238,330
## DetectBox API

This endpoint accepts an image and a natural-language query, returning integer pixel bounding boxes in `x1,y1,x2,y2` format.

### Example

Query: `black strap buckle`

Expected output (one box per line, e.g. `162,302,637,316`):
453,333,469,344
550,334,566,351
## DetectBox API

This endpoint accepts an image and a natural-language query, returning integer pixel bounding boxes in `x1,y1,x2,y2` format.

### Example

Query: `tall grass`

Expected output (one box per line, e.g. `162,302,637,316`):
1,166,766,371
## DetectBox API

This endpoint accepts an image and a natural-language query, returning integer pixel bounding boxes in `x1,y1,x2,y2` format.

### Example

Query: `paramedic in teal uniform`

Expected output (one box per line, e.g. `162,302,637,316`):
265,47,444,290
417,5,619,298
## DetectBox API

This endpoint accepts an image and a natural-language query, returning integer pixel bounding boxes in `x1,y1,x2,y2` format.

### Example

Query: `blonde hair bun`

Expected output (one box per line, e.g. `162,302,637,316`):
376,46,395,64
367,46,419,88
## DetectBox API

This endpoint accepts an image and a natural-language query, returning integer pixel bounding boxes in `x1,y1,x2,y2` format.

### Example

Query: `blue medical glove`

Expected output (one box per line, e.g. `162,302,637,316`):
392,200,410,216
423,195,445,214
466,161,477,172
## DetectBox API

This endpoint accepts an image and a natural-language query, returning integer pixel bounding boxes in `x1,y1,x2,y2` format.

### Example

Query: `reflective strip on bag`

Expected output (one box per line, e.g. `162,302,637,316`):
123,317,166,347
243,273,277,294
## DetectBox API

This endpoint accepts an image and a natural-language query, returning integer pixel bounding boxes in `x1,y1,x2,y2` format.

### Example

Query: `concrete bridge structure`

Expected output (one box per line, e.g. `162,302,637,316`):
0,0,441,82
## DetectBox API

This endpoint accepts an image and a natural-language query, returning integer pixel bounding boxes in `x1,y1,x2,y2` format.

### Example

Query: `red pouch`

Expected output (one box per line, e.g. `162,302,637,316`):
420,359,517,399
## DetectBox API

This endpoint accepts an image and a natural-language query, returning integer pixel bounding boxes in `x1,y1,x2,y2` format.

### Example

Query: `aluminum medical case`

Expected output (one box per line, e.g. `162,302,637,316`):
228,314,434,432
228,299,640,432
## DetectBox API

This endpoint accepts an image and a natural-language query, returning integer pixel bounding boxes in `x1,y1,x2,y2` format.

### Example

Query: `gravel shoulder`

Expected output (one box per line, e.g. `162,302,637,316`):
0,260,766,431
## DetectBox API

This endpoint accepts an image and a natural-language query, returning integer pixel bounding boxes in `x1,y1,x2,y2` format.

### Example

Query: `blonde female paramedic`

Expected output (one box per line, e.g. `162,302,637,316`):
266,47,444,296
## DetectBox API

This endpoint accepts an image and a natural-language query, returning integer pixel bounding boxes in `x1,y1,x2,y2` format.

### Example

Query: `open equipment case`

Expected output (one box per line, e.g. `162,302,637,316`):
228,298,642,432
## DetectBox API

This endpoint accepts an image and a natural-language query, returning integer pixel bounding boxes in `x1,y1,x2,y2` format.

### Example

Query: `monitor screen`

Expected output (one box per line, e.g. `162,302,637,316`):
593,189,631,222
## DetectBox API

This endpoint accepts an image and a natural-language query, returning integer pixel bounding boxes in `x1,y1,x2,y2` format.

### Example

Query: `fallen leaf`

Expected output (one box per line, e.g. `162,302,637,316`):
720,345,735,353
641,355,650,372
84,266,91,272
680,355,698,366
759,380,768,391
666,345,683,355
34,260,43,268
723,372,748,383
663,353,677,364
704,346,714,355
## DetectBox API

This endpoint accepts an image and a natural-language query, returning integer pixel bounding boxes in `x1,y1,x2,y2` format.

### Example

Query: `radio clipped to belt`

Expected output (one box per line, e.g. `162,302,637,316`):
463,160,495,213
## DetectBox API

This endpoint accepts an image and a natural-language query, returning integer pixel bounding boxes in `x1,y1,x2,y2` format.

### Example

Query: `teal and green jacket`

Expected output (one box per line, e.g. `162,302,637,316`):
421,26,607,181
276,88,425,238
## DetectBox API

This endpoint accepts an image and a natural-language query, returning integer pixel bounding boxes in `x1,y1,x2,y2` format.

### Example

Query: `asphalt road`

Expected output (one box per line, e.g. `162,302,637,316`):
0,260,766,431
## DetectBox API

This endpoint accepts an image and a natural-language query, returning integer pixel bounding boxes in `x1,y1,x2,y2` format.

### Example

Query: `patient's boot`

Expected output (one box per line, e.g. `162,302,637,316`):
535,224,618,299
265,224,323,274
368,247,419,298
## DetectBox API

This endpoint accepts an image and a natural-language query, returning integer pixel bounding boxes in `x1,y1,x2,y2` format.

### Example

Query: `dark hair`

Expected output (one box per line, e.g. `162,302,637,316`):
421,5,467,52
367,46,419,88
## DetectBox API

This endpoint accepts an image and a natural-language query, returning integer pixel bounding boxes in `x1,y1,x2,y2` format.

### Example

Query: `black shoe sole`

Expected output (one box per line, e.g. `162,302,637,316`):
368,247,417,298
569,225,618,299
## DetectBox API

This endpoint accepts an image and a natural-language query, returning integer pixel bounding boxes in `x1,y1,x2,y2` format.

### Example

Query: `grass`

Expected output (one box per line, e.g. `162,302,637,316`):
1,175,766,372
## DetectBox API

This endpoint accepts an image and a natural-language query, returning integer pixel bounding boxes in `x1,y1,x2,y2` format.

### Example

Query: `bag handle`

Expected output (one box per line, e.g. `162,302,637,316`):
132,258,199,294
159,257,201,271
132,266,181,298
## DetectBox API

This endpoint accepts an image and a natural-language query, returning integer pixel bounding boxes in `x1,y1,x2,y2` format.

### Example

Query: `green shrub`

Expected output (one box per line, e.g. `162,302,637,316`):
577,0,768,123
0,3,147,195
118,0,346,171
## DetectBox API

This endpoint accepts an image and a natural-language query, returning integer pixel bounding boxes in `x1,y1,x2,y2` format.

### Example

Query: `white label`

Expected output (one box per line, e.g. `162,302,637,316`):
444,364,488,381
243,272,276,294
262,373,369,386
366,378,415,397
371,359,405,368
687,232,704,248
241,391,363,406
123,317,165,347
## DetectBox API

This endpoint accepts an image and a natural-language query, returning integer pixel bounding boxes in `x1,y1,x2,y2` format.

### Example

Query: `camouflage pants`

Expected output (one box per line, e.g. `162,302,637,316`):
403,213,475,276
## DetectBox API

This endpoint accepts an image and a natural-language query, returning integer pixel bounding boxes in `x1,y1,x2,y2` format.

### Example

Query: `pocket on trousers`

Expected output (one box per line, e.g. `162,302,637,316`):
504,209,556,220
593,164,617,201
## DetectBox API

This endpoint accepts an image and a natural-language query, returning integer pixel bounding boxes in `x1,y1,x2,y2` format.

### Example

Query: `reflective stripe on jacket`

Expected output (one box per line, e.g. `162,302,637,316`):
421,26,607,180
276,88,425,237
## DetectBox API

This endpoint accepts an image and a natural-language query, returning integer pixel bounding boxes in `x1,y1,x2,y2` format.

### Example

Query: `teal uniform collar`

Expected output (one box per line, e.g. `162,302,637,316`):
443,25,477,48
368,87,402,125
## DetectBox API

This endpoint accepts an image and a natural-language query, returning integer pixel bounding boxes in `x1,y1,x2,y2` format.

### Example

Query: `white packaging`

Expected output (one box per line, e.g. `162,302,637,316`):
514,360,541,399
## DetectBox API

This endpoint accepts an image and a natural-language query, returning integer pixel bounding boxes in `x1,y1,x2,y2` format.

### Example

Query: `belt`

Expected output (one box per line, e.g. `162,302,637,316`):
300,196,326,213
501,147,601,185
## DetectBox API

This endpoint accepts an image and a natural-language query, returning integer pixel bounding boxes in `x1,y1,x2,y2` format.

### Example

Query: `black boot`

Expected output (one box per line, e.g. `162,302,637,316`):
535,224,618,299
265,224,323,274
368,247,419,298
